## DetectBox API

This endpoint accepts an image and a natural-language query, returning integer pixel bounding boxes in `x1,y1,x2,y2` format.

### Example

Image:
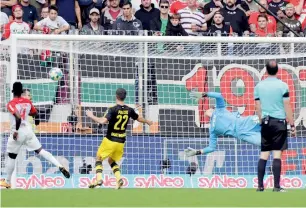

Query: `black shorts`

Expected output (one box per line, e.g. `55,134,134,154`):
261,117,288,151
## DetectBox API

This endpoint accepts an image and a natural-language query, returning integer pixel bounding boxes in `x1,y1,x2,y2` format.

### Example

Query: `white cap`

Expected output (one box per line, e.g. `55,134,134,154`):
90,8,100,15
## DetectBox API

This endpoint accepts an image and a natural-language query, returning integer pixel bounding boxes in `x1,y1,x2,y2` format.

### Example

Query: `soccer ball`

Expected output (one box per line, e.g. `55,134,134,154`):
49,68,63,81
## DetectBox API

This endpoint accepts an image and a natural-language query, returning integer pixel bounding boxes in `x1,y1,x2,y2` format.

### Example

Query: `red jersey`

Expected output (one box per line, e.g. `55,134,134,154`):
249,12,277,34
255,28,275,36
298,1,306,29
2,20,30,40
7,97,37,131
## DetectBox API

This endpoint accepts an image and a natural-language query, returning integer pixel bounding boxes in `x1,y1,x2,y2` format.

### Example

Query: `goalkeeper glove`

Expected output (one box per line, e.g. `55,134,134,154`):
189,91,207,101
185,147,202,157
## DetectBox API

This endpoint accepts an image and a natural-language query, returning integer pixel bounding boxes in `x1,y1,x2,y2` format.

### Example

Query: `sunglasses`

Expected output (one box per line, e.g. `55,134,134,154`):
160,5,169,8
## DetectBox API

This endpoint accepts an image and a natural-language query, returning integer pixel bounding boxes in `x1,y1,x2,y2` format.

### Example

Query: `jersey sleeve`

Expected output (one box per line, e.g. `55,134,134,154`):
282,82,290,100
129,108,139,120
206,92,225,108
2,22,11,40
104,107,113,121
254,85,259,100
202,129,217,154
30,101,37,114
7,101,16,114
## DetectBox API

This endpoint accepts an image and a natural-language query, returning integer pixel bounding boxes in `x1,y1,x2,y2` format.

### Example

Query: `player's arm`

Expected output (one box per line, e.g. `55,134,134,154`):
7,102,21,139
190,91,225,108
86,110,108,124
137,116,153,126
254,85,262,122
185,131,217,156
282,84,295,136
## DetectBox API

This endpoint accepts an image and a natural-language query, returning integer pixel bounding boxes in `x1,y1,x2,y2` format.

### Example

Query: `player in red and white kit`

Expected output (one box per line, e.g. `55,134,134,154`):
0,82,70,189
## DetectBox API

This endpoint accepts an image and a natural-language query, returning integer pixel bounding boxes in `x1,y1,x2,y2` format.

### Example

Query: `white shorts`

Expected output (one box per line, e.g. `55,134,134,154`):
7,125,42,154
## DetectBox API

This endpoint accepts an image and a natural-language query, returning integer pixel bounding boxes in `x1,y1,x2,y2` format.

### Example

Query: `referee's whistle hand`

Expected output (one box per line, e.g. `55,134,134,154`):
290,127,296,137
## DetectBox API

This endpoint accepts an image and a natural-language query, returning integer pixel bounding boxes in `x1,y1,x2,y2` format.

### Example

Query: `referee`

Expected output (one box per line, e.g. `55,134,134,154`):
254,60,296,192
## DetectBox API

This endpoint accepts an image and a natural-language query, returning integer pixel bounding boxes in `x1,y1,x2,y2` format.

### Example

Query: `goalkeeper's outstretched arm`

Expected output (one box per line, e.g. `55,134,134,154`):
185,132,217,157
190,91,225,108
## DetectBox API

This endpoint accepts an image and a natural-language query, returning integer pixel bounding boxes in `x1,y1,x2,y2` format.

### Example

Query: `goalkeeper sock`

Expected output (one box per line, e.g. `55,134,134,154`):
257,159,267,188
38,149,62,167
110,162,121,182
6,157,16,184
272,159,281,188
95,161,103,182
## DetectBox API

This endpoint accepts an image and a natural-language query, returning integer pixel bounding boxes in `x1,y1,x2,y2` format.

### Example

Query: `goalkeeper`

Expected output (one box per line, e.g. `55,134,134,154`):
185,91,261,157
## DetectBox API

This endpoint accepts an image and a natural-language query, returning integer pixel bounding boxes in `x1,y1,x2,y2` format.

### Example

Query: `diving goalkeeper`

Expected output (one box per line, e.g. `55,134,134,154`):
185,92,261,157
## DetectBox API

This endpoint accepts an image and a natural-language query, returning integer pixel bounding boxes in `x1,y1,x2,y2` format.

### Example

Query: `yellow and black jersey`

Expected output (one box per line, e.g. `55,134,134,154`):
104,104,139,143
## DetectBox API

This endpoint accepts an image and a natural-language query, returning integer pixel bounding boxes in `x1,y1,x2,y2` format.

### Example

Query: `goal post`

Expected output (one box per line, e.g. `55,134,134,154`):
1,34,306,189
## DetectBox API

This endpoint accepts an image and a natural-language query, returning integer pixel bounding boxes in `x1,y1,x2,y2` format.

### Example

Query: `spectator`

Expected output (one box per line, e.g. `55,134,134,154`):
169,0,188,15
207,11,233,35
135,0,160,30
29,0,45,16
276,7,286,20
221,0,249,36
112,1,143,33
255,14,274,36
277,3,303,36
150,0,170,35
0,11,9,37
19,0,39,29
178,0,207,36
0,0,17,21
34,5,70,34
268,0,288,16
249,0,276,34
165,13,188,35
40,6,49,20
203,0,223,27
241,0,259,16
51,0,82,30
79,0,103,25
295,0,306,30
80,8,104,34
133,0,159,11
101,0,123,30
2,5,30,40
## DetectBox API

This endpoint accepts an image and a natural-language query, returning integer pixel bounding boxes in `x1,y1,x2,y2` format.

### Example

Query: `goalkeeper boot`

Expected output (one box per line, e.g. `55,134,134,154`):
115,179,124,190
0,179,11,189
89,180,103,189
273,187,286,192
59,167,71,178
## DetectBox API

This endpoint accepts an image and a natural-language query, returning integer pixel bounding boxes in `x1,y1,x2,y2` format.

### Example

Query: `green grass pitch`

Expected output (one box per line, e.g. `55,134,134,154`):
1,188,306,207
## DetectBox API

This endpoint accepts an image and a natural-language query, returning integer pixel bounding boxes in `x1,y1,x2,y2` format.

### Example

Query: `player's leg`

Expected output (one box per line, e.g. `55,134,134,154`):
110,142,125,189
34,147,70,178
25,131,70,178
89,137,112,188
1,132,25,188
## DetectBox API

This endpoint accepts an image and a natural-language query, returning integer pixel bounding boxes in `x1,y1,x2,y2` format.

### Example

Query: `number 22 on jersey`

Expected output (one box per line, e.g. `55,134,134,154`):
114,115,129,130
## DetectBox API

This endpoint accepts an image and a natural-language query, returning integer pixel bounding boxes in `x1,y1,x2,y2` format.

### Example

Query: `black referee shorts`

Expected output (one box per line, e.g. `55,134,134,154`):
261,117,288,151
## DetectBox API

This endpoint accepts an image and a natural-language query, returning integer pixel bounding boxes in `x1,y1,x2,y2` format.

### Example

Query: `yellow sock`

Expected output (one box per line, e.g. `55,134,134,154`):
111,162,121,182
95,161,103,182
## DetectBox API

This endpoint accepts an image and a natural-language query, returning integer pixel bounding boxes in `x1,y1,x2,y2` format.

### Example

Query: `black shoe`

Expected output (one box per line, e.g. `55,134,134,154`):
89,180,103,189
273,187,286,192
256,187,264,192
59,167,71,178
115,179,124,190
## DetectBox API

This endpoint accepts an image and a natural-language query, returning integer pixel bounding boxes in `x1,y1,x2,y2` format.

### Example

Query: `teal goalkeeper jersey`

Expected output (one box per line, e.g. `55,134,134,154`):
203,92,261,154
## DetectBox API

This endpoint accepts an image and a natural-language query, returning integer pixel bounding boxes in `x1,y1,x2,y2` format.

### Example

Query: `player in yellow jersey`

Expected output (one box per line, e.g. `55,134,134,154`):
86,88,153,189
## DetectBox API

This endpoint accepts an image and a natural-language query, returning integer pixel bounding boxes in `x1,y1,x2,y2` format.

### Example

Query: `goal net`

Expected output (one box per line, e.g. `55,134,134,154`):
1,34,306,189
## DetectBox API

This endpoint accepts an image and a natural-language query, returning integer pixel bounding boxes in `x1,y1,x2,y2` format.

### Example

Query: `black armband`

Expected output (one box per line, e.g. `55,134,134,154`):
196,150,202,155
202,93,208,98
290,124,295,128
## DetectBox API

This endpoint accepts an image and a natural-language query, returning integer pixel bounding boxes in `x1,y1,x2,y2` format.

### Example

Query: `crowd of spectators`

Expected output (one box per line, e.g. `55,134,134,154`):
0,0,306,40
